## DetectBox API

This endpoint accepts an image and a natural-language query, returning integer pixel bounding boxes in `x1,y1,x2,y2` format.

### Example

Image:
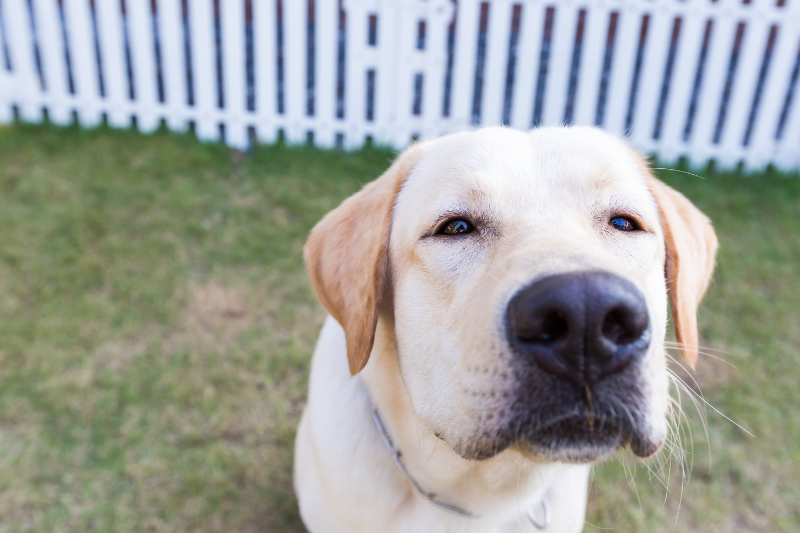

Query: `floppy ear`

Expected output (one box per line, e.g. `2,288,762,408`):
648,177,719,369
304,147,423,376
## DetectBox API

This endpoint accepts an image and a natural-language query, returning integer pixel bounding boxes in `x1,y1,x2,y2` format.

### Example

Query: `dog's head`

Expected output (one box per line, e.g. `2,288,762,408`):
305,127,717,464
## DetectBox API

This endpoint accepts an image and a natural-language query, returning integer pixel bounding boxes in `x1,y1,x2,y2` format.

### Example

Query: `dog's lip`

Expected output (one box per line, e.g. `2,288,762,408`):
531,412,627,438
521,412,663,460
523,412,631,458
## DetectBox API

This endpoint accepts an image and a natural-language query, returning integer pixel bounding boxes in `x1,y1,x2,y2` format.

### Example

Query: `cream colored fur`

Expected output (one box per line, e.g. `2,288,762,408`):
295,127,717,532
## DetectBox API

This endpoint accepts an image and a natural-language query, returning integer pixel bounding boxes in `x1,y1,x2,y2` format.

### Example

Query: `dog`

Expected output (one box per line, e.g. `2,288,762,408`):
294,126,717,532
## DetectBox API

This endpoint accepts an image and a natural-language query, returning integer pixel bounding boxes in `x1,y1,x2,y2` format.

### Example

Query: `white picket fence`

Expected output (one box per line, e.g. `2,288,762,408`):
1,0,799,171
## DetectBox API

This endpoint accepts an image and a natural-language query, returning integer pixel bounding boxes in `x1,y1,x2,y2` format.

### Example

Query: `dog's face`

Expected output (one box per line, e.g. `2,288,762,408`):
305,127,717,465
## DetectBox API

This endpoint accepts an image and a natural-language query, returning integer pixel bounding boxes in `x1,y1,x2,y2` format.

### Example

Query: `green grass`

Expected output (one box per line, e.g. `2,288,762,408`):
0,123,797,532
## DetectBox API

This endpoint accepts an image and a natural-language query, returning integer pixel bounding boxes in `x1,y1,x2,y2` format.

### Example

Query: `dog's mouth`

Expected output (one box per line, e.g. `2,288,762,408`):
521,412,661,462
524,413,627,462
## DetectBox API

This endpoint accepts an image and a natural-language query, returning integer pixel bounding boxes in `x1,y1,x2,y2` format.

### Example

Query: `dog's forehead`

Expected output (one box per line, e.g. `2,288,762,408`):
398,127,651,217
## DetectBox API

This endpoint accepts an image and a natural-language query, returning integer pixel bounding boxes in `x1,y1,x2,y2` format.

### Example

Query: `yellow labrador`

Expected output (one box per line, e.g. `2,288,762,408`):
295,127,717,532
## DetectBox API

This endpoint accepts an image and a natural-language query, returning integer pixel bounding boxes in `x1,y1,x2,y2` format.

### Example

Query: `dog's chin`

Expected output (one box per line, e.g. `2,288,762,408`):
448,414,664,463
523,415,665,463
521,415,628,463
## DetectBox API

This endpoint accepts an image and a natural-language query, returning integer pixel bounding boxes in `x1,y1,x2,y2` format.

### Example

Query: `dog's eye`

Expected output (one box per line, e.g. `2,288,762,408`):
439,219,474,235
610,216,639,232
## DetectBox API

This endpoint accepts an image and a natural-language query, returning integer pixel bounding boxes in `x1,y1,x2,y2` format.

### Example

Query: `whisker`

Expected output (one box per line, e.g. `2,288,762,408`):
665,340,736,353
583,519,617,530
664,343,737,368
650,167,707,180
617,452,644,519
668,364,754,437
668,369,707,459
666,353,710,410
665,377,694,524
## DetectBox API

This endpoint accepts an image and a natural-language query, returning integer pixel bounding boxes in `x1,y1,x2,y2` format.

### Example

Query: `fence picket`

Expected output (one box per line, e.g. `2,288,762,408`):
450,0,481,132
188,0,218,140
686,8,737,165
717,17,769,168
627,2,672,153
314,0,337,147
220,0,247,148
747,20,800,170
282,0,306,144
31,0,71,124
603,5,640,136
372,0,399,146
2,0,799,171
572,3,608,127
342,0,371,148
774,25,800,171
480,0,512,126
96,0,130,127
420,0,455,140
509,0,544,131
158,0,189,132
2,0,41,122
0,8,10,124
63,0,101,127
541,3,577,127
658,3,705,164
253,0,279,143
127,0,159,132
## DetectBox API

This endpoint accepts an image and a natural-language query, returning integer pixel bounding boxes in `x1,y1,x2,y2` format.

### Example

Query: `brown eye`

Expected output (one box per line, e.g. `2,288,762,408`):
439,219,474,235
610,216,639,232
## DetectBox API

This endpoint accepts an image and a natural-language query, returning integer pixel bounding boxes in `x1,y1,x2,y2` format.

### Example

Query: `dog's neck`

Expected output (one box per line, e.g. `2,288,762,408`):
359,316,569,520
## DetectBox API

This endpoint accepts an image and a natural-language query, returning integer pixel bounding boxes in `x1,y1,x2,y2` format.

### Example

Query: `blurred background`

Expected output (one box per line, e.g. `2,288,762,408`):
0,0,798,531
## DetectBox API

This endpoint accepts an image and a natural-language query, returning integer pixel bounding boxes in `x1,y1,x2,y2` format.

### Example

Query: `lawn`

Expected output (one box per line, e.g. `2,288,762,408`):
0,123,797,532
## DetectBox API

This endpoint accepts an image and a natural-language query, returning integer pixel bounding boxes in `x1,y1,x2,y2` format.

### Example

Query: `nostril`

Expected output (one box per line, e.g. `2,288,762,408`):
538,311,569,342
516,310,569,343
602,307,648,345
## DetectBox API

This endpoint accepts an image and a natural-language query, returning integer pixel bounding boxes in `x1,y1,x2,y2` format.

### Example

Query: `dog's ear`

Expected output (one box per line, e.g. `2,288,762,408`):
648,176,718,369
304,147,424,376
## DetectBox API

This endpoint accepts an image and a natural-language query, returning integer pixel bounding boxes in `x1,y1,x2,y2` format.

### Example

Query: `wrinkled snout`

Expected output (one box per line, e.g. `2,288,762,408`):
507,271,651,386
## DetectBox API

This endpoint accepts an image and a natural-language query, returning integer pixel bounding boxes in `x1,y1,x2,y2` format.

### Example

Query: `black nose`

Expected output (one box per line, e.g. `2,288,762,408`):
507,271,651,386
